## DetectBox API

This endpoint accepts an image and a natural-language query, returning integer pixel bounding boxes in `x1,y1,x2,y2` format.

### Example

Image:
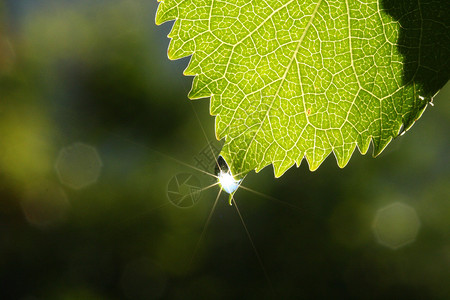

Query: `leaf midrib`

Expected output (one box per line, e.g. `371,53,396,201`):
238,0,324,172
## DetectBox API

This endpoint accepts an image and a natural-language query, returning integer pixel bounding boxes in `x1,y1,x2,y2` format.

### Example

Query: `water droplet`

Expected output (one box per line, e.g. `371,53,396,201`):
397,123,405,136
215,155,241,194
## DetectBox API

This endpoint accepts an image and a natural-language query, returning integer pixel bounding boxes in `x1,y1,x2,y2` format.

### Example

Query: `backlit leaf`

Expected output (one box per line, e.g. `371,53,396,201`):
156,0,449,177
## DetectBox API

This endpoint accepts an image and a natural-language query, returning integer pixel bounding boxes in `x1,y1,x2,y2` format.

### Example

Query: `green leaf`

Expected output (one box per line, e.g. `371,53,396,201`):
156,0,450,177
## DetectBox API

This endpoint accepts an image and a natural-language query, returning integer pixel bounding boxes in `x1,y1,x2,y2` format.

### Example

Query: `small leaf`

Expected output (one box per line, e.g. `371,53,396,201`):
156,0,450,177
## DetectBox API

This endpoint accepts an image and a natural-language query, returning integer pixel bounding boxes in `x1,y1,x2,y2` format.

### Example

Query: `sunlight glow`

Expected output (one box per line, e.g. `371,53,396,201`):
218,171,241,194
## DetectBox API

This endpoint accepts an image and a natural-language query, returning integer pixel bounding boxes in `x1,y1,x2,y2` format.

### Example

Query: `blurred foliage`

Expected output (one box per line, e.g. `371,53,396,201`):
0,0,449,299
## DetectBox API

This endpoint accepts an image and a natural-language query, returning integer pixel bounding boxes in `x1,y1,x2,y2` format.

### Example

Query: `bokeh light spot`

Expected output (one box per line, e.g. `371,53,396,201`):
55,142,103,189
372,202,420,249
21,181,70,228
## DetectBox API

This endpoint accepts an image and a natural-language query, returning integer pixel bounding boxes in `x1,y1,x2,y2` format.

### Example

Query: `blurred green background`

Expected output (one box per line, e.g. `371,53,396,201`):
0,0,449,299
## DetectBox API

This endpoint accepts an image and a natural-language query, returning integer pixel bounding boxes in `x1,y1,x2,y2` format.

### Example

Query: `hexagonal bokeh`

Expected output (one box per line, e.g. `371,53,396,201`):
55,142,103,189
372,202,421,250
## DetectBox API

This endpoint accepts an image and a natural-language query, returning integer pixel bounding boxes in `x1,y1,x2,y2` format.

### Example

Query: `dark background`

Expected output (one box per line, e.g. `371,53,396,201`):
0,0,449,299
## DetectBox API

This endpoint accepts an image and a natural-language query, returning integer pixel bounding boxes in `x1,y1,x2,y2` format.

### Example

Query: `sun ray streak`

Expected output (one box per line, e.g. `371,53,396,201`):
186,188,222,272
232,197,275,296
239,184,324,220
92,201,170,239
239,184,305,211
169,181,220,206
141,145,218,178
189,101,222,172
